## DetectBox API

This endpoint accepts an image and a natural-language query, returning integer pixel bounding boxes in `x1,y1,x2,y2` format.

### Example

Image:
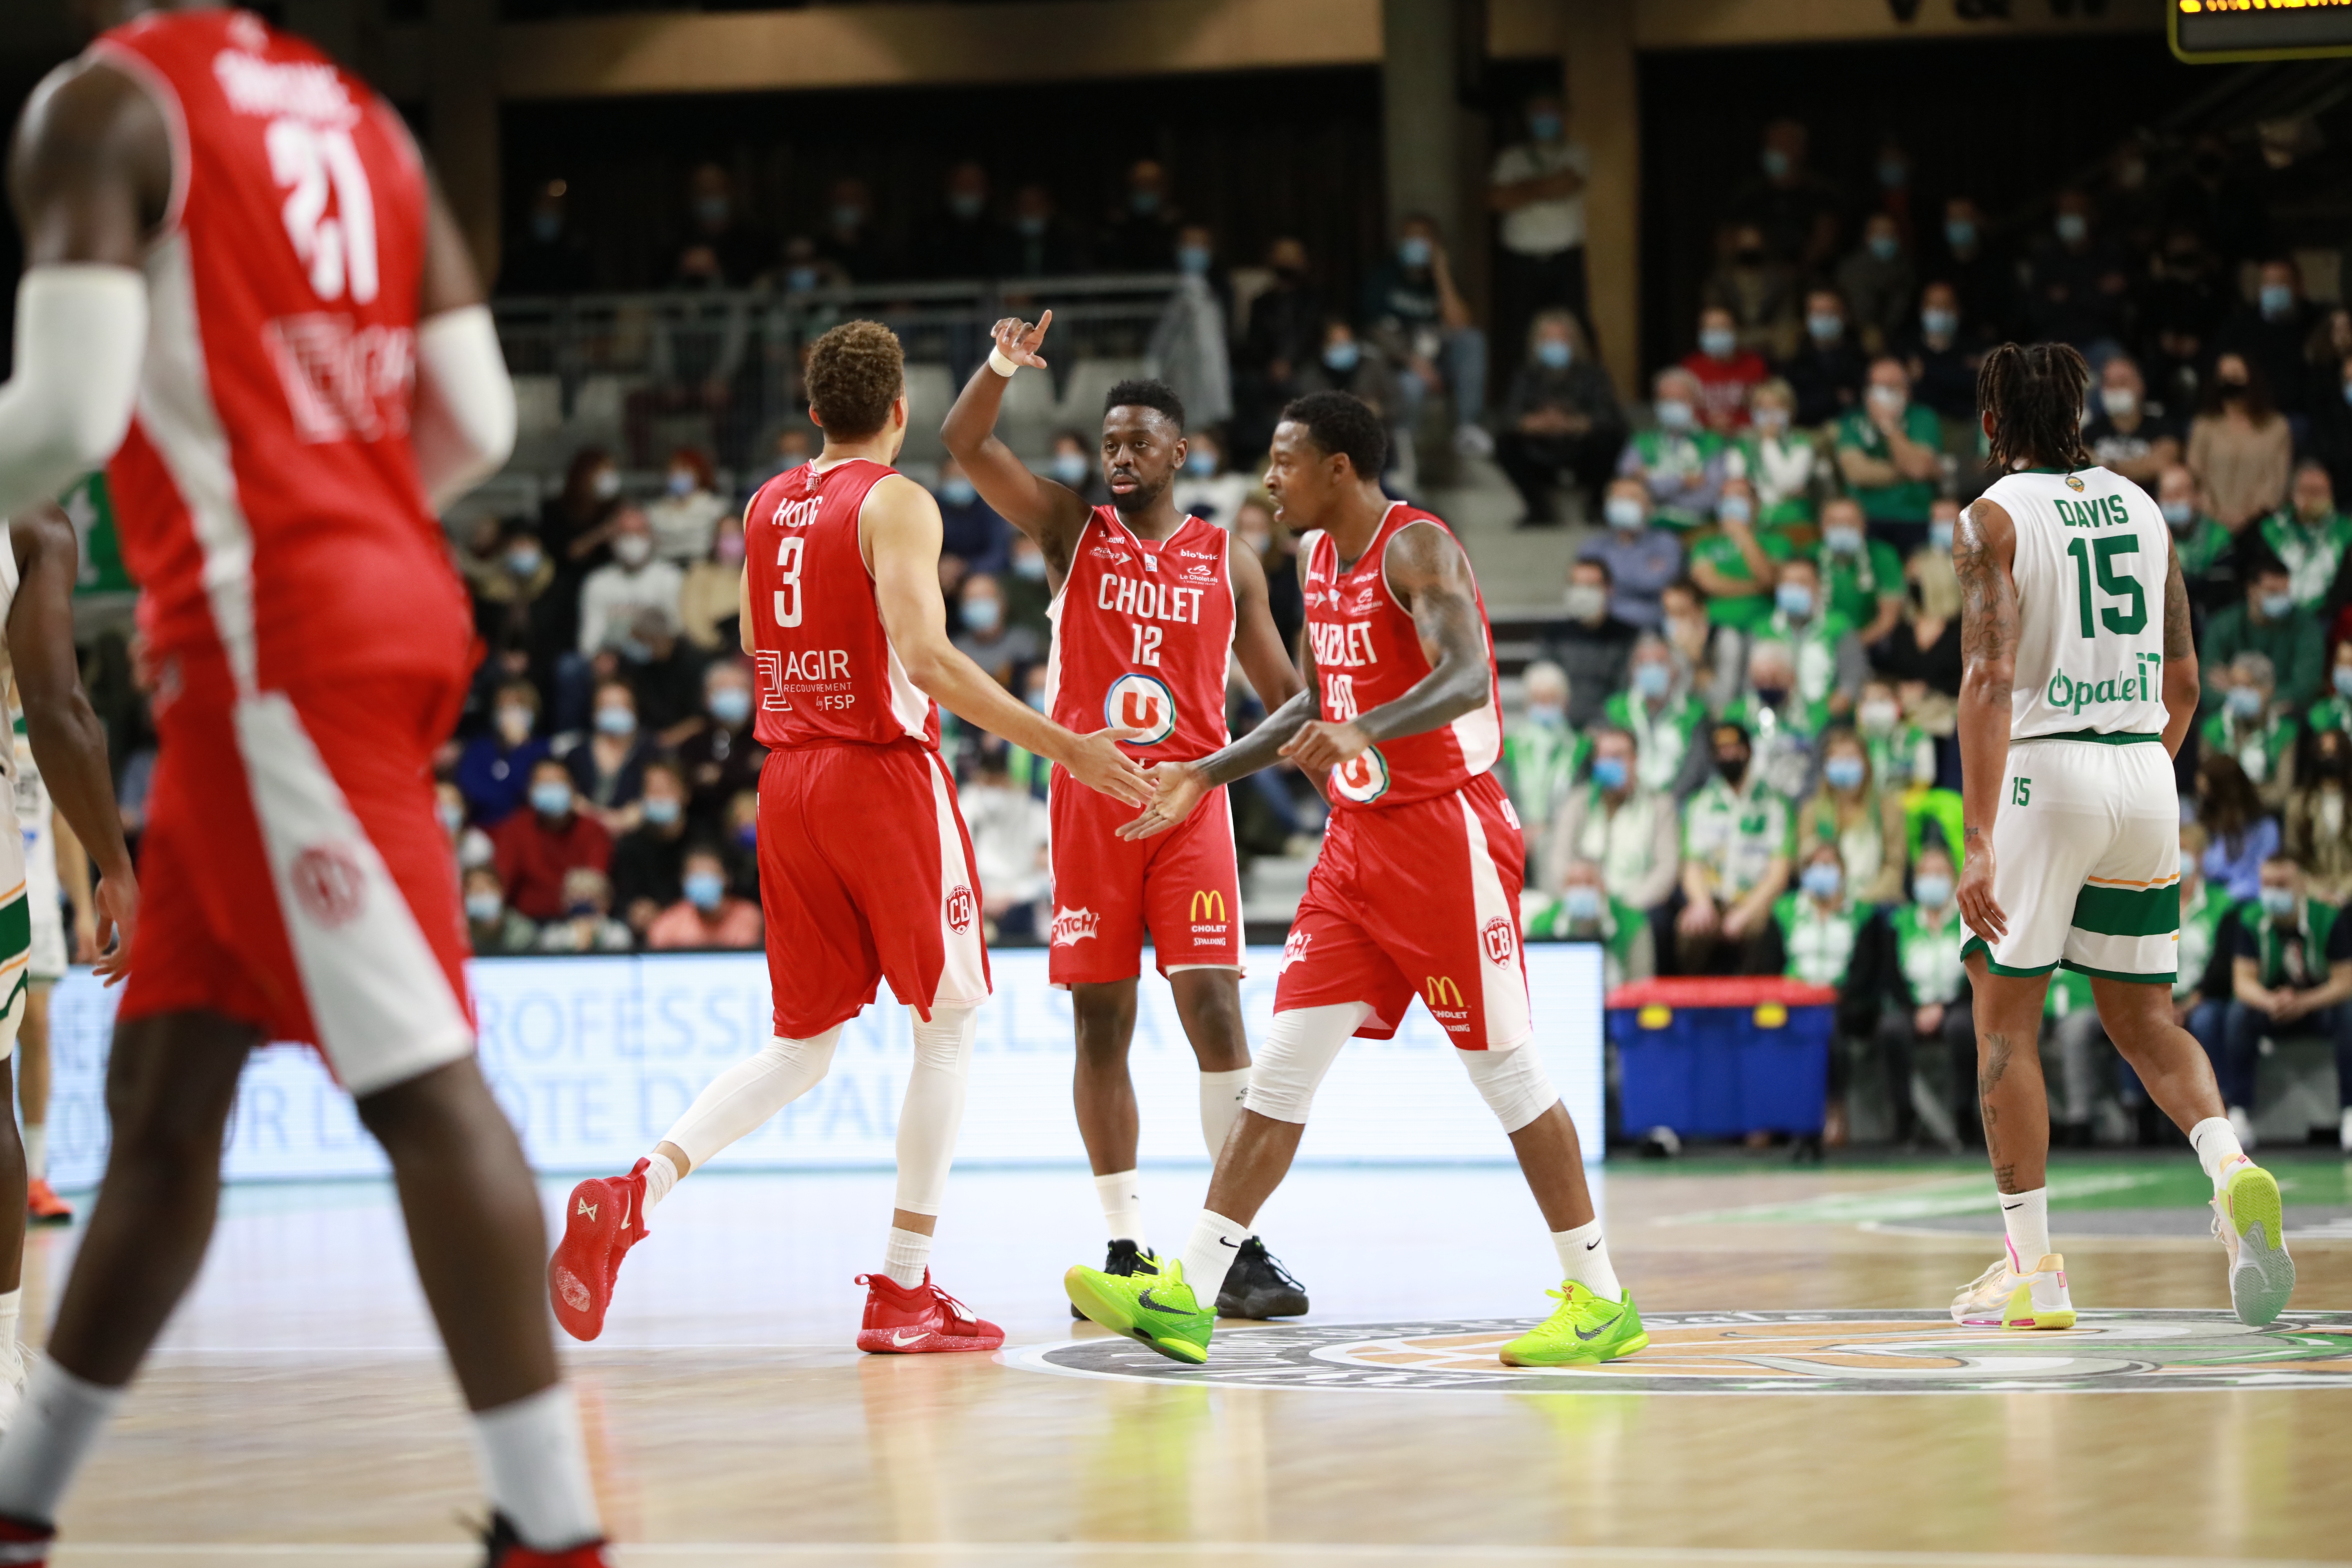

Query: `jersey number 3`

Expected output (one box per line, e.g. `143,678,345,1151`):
772,535,805,628
2064,535,2146,638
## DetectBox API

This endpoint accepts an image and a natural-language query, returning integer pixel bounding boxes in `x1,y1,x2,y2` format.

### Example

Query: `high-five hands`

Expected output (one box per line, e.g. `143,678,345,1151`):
1117,760,1211,842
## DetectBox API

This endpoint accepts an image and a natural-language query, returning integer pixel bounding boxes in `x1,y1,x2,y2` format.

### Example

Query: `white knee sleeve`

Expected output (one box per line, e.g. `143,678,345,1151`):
1459,1042,1557,1134
1241,1003,1370,1124
895,1004,976,1217
662,1026,840,1171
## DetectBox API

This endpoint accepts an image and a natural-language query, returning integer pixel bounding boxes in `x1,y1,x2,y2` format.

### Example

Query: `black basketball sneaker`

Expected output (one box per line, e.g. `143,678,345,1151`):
1071,1237,1159,1320
1217,1236,1310,1319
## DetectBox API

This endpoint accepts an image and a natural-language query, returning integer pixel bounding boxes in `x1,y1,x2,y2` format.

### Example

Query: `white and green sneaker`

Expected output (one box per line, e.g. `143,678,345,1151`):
2213,1162,2295,1327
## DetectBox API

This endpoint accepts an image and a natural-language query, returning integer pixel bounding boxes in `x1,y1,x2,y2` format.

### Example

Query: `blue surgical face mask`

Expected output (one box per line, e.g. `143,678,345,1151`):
1868,233,1900,263
2336,666,2352,699
1051,452,1091,486
1699,327,1737,360
2342,381,2352,410
1945,218,1977,251
1604,497,1646,530
1655,399,1694,431
1719,494,1754,524
2261,283,2295,321
831,204,865,233
595,704,637,738
1877,158,1907,190
1013,550,1048,581
1633,662,1670,699
1528,111,1563,143
464,890,504,923
1922,307,1958,340
1562,884,1603,922
531,781,573,817
2055,212,2089,245
505,545,543,577
1801,862,1843,900
685,870,727,911
667,469,696,498
940,476,978,507
2227,685,2265,717
1823,526,1863,555
1016,213,1049,239
1590,755,1629,792
1527,700,1565,727
1177,243,1212,276
785,265,820,294
734,821,757,849
1323,340,1361,374
642,795,682,827
1824,755,1865,791
2261,591,2296,620
438,800,465,834
962,595,1003,634
2163,500,2196,529
1930,521,1954,552
2260,886,2297,919
1806,312,1844,344
1129,189,1162,216
1776,582,1814,618
1397,236,1434,269
693,196,730,229
1914,874,1953,909
1185,450,1217,477
710,686,753,726
531,210,563,244
1027,686,1048,712
1761,148,1791,180
1536,339,1572,370
949,190,986,220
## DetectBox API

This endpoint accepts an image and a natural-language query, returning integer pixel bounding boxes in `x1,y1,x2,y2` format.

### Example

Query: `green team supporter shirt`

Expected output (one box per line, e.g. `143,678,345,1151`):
1864,722,1937,792
1604,689,1706,794
1774,893,1869,989
2198,711,2299,792
1688,526,1797,630
1890,903,1967,1007
2177,883,2236,1001
2307,694,2352,745
1525,893,1647,987
2259,510,2352,614
1815,538,1907,631
1683,777,1793,899
2175,516,2234,582
2237,898,2352,991
1628,428,1728,530
1835,404,1943,522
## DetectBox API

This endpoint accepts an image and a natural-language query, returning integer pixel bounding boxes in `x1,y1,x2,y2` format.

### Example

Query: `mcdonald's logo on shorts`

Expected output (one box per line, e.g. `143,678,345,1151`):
1190,889,1227,925
1424,975,1465,1010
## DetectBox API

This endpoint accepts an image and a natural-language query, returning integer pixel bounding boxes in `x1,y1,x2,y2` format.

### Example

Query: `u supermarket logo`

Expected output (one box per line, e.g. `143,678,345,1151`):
1190,889,1227,923
1105,673,1178,746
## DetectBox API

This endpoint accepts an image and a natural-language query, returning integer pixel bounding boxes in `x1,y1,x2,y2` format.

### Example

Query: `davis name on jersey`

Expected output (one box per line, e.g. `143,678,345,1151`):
1984,466,2170,740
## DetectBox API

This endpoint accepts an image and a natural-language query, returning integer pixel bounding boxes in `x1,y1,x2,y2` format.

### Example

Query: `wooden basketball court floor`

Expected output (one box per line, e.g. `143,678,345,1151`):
18,1154,2352,1567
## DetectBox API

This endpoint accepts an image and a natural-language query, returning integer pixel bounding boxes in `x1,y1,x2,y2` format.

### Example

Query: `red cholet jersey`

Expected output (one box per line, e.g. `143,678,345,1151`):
744,457,941,751
1044,508,1234,763
1298,502,1502,811
95,9,469,688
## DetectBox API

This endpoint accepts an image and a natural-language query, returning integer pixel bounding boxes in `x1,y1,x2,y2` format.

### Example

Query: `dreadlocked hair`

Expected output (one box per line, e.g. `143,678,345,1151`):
1977,342,2092,473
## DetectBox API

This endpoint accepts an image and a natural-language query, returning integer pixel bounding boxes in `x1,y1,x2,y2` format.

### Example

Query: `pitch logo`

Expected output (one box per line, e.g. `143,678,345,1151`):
1051,906,1100,947
944,884,975,934
1279,927,1313,973
1481,917,1516,964
1330,746,1390,804
1105,673,1178,746
290,842,368,929
1189,889,1227,924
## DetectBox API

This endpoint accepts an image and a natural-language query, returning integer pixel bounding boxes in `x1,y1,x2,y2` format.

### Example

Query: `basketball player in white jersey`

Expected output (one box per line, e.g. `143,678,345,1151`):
1951,343,2292,1330
14,678,100,1227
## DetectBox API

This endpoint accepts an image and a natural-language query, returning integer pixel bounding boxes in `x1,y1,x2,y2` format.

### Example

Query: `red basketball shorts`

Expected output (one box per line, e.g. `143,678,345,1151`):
1045,771,1243,987
757,740,991,1038
1272,770,1531,1050
118,653,475,1096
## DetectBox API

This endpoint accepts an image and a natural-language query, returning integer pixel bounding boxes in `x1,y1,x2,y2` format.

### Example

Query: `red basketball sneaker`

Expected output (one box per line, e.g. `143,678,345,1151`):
0,1513,53,1566
24,1180,71,1227
854,1271,1004,1354
547,1160,649,1343
482,1512,609,1566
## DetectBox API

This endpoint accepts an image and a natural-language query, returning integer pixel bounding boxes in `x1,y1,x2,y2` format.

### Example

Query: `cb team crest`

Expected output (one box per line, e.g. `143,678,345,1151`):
1104,673,1177,746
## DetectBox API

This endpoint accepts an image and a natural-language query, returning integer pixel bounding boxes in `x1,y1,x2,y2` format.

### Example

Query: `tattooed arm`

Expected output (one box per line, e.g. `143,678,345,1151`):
1954,495,2020,944
2159,533,2200,759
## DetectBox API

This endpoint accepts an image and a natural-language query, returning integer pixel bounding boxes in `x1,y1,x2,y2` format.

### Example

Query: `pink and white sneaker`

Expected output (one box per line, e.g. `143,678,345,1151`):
1951,1240,2076,1330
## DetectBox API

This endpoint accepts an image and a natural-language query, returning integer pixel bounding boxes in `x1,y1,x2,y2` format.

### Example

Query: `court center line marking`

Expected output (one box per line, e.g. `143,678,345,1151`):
42,1548,2352,1567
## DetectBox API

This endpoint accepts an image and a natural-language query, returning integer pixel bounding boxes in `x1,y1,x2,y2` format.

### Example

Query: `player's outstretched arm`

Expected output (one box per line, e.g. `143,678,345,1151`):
9,504,136,981
2159,534,2199,760
1954,494,2018,944
0,59,165,520
864,476,1148,806
1281,520,1489,775
940,312,1091,573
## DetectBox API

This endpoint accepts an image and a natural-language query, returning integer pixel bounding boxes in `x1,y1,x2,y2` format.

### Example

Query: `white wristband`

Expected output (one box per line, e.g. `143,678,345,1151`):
987,345,1020,378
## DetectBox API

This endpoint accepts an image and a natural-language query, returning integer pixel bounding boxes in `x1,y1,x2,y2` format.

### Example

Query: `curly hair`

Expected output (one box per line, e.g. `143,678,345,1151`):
805,320,904,440
1105,377,1185,430
1978,342,2091,473
1281,390,1387,479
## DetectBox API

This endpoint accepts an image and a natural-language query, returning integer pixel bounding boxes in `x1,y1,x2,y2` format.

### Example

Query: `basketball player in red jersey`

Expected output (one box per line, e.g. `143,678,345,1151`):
942,312,1312,1319
1065,393,1646,1370
0,5,610,1562
549,321,1150,1353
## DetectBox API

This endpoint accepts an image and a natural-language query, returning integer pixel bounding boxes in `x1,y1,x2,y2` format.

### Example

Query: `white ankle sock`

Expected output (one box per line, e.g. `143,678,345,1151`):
1551,1220,1622,1300
21,1125,43,1184
2000,1185,2052,1269
1094,1169,1145,1247
0,1290,18,1358
1198,1068,1250,1159
1178,1209,1247,1304
882,1226,931,1290
643,1151,680,1211
2190,1116,2252,1187
0,1358,126,1522
468,1384,603,1551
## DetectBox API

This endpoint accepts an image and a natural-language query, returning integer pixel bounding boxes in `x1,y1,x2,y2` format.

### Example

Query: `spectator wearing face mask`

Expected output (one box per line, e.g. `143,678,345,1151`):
1677,721,1794,977
1172,429,1250,528
2304,637,2352,751
992,183,1088,279
1722,639,1819,802
1042,430,1113,510
536,867,637,954
2221,854,2352,1154
568,679,655,829
1547,726,1679,917
914,160,996,281
1501,661,1583,860
1681,305,1767,432
465,521,557,653
1002,533,1054,639
676,660,765,833
1835,359,1942,547
457,681,553,827
1525,859,1653,987
1577,482,1682,628
2217,258,2314,420
1866,844,1973,1150
2202,652,2299,811
1722,379,1817,527
1753,557,1864,737
1896,281,1982,427
1487,93,1591,361
1295,320,1409,481
647,846,764,951
1686,477,1792,638
540,447,624,636
1234,496,1303,657
2305,352,2352,515
2080,356,2180,494
492,759,615,922
935,456,1012,577
2287,729,2352,907
2258,460,2352,615
1234,236,1323,450
2156,463,2238,615
2204,555,2323,717
1854,677,1935,796
951,572,1042,688
812,176,889,282
1780,289,1867,428
2196,752,2278,904
1700,223,1801,362
2018,189,2131,353
960,749,1054,938
501,177,593,295
1359,215,1492,461
1875,503,1963,697
1812,496,1906,647
577,507,684,661
1659,579,1732,709
1618,367,1726,530
2167,824,2237,1115
463,865,541,957
610,760,692,936
1832,213,1915,358
1604,633,1711,800
679,515,747,653
2189,354,2293,533
1795,727,1906,907
1100,158,1183,272
1924,196,2013,343
1544,558,1639,729
1152,224,1235,428
644,446,727,564
1774,842,1876,1134
1726,119,1844,275
1495,310,1625,526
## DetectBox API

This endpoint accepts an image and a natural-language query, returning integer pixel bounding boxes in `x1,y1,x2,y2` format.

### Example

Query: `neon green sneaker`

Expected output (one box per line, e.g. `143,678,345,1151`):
1499,1281,1648,1368
2213,1161,2296,1327
1065,1254,1214,1365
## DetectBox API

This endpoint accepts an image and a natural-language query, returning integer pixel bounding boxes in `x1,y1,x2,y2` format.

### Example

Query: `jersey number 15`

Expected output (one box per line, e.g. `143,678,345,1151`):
2064,535,2146,638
